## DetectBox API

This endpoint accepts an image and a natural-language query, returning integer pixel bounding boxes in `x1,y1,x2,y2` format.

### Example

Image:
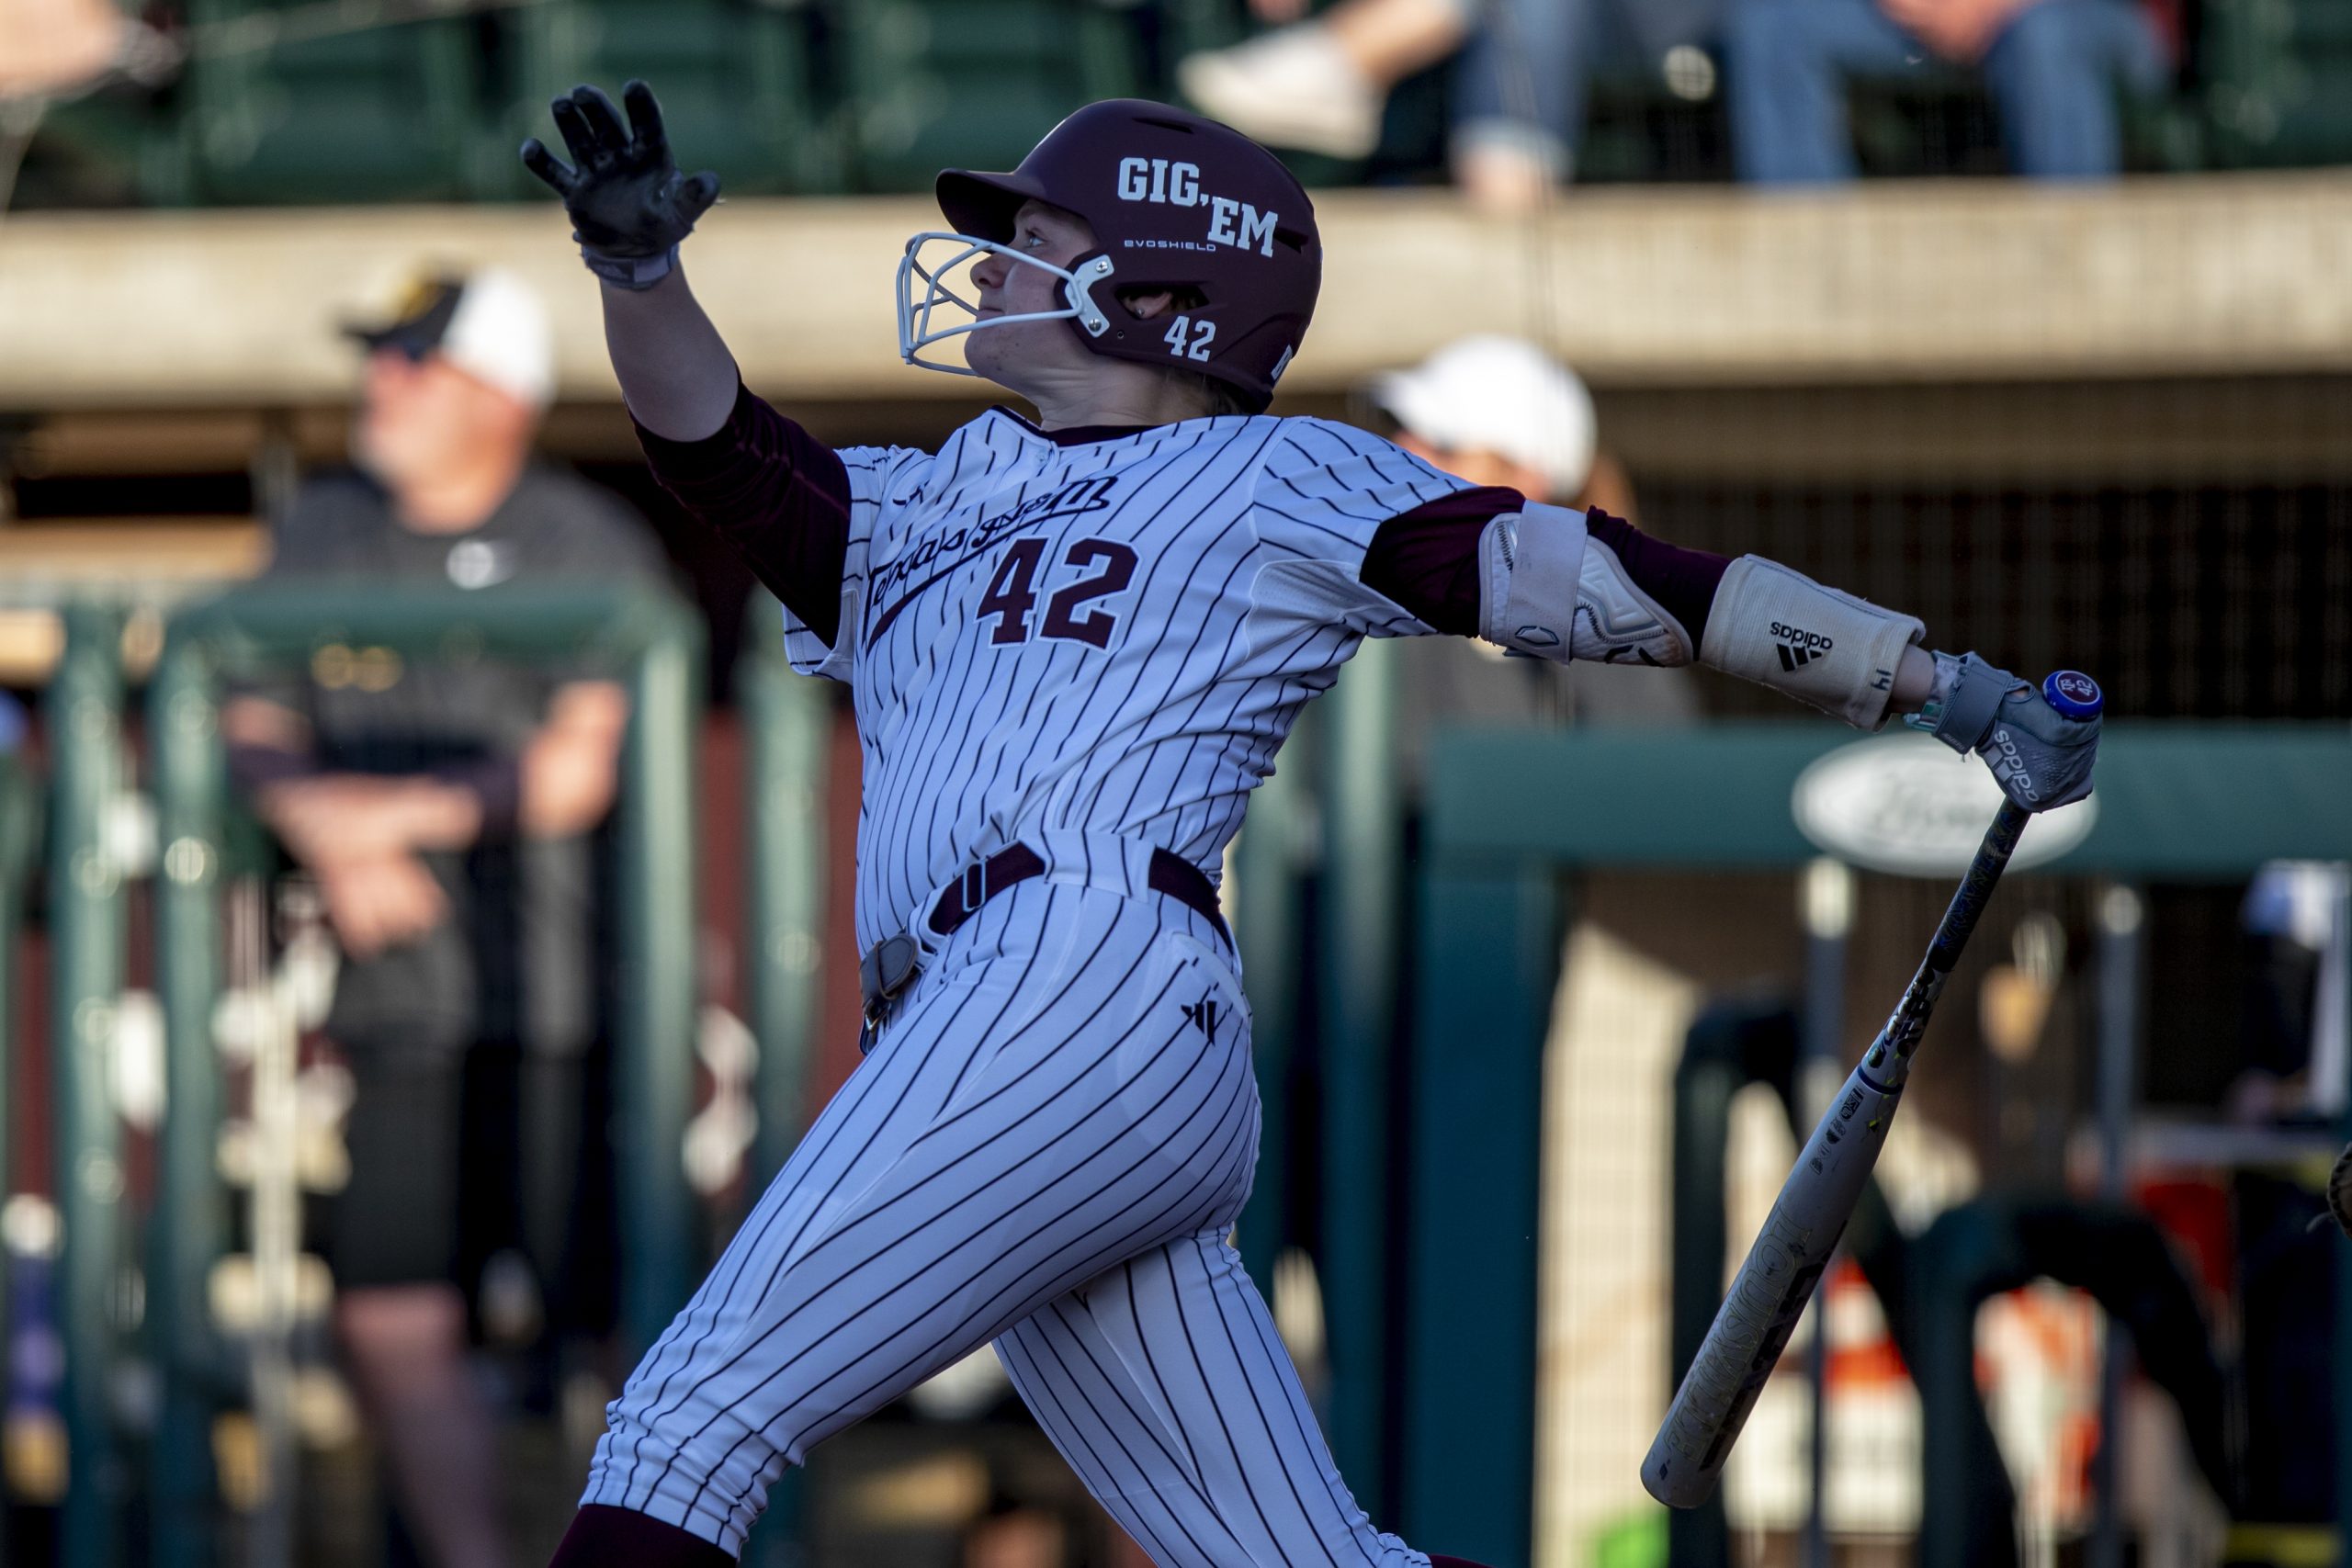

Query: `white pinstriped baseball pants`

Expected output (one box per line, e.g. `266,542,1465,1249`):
582,873,1430,1568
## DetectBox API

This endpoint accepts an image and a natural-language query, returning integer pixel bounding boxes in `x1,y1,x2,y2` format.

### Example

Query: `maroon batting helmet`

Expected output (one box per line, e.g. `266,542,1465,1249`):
900,99,1321,412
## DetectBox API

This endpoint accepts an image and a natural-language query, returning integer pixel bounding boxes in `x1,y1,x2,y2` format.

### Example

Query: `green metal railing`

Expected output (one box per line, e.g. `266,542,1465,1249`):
142,583,703,1567
739,595,832,1568
144,633,229,1568
1229,707,1315,1303
47,608,132,1568
742,597,831,1195
0,743,39,1568
1314,638,1407,1512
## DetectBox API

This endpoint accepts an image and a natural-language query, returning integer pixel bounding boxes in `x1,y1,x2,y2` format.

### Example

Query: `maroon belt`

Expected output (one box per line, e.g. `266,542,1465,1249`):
861,843,1232,1049
925,842,1231,950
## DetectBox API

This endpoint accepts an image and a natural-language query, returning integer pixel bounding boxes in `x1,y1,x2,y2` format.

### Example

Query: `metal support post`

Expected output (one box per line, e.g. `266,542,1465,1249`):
1799,859,1854,1568
741,613,826,1568
1317,638,1402,1510
147,643,228,1568
1232,712,1315,1300
745,633,831,1193
2089,884,2143,1568
0,751,32,1568
1402,857,1562,1567
47,606,127,1568
617,619,704,1358
2332,873,2352,1555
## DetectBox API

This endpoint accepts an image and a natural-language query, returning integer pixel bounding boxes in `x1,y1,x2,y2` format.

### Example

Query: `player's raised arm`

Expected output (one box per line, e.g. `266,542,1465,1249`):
523,80,865,663
522,80,735,440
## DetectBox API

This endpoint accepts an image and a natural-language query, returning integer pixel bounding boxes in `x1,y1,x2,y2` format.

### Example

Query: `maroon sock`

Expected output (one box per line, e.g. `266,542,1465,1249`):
547,1505,734,1568
1428,1557,1501,1568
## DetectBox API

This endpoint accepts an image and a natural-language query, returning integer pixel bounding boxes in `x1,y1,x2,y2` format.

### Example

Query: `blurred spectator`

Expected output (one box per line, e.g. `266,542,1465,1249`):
0,0,176,103
220,267,663,1568
959,1493,1069,1568
1179,0,1720,211
1366,334,1698,769
2230,861,2351,1122
1373,333,1616,508
1724,0,2170,180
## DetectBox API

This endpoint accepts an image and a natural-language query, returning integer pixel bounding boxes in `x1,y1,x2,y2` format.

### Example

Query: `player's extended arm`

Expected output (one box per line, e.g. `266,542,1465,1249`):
522,81,736,441
1471,504,2098,809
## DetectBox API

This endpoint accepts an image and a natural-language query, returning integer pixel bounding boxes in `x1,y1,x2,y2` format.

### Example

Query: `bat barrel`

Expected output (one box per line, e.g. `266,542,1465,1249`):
1640,1058,1902,1507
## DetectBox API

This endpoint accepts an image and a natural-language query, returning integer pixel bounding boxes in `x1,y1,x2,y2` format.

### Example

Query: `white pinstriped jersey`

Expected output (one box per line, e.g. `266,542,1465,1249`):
786,410,1476,952
589,404,1485,1565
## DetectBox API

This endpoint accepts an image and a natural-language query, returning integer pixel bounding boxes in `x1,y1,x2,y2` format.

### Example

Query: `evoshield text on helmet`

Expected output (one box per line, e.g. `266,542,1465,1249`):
898,99,1322,412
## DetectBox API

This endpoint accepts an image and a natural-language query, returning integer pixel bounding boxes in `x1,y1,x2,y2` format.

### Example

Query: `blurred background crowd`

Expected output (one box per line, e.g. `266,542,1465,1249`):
1,2,2349,1568
2,0,2347,207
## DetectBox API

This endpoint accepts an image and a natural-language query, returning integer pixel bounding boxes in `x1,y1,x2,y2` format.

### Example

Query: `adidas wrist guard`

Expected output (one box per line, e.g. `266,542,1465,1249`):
1476,503,1696,667
1697,556,1924,728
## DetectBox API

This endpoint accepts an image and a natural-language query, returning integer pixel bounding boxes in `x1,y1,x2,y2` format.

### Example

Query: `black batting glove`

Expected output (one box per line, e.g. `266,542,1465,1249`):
520,80,719,290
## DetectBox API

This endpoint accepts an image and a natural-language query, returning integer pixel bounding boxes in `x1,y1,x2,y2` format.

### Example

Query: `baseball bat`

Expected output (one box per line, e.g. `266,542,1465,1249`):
1640,671,2102,1509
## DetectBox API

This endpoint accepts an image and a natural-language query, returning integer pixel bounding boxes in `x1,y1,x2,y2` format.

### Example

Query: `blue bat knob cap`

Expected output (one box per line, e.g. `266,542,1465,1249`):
2042,670,2103,719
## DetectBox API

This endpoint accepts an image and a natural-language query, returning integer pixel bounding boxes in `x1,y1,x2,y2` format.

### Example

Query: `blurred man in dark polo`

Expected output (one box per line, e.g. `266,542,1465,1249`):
222,267,664,1568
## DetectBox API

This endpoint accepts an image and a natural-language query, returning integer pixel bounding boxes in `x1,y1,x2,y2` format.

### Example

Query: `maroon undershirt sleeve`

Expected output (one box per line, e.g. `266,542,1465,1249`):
632,382,855,649
1359,498,1731,646
1352,485,1521,636
548,1506,731,1568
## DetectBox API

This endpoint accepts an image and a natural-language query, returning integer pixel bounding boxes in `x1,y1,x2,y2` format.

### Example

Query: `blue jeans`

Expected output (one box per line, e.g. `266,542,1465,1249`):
1724,0,2167,181
1450,0,1724,175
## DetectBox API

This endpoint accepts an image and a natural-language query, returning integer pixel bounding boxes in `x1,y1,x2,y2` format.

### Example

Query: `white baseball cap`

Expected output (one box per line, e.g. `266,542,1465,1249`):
344,266,556,409
1369,334,1597,500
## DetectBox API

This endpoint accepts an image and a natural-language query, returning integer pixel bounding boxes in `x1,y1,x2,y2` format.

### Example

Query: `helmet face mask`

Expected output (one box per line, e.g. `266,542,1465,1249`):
897,231,1115,378
899,99,1321,413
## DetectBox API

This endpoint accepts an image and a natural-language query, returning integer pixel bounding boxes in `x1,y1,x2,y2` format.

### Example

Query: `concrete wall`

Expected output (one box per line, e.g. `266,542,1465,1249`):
6,174,2350,412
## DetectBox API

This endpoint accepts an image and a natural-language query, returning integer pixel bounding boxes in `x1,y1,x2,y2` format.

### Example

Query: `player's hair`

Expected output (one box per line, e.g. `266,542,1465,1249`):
1121,285,1252,420
1168,370,1252,419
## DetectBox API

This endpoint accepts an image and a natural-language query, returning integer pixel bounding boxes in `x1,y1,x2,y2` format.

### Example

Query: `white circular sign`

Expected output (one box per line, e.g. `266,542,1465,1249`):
1792,734,2098,877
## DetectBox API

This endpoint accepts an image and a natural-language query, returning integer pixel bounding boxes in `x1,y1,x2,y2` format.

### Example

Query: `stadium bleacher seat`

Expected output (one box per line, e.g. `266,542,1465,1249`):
1145,0,1255,74
2199,0,2352,166
1575,66,1732,185
15,91,179,208
495,0,843,198
172,0,486,204
840,0,1149,193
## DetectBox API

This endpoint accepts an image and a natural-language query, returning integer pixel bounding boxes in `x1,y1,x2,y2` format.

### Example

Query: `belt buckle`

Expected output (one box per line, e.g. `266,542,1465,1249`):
959,859,989,917
858,932,922,1050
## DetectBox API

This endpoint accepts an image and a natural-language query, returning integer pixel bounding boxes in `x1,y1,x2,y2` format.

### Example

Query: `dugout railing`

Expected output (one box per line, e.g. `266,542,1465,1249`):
45,607,133,1568
740,592,832,1201
116,585,701,1568
1390,719,2352,1566
0,734,40,1568
733,592,831,1568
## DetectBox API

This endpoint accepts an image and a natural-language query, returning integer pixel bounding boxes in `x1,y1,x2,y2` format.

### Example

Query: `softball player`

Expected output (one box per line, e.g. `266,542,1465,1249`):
520,84,2099,1568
